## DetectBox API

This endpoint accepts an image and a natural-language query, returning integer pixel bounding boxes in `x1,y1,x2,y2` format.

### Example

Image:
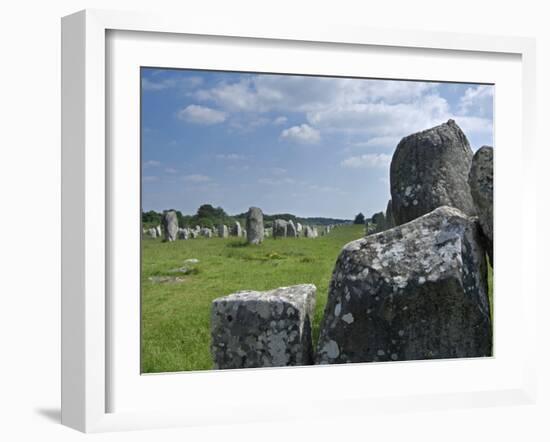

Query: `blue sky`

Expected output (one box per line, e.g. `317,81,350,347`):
141,68,493,219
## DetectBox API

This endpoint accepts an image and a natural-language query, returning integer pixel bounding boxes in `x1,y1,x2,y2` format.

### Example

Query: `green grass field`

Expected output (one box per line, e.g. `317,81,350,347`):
141,224,493,373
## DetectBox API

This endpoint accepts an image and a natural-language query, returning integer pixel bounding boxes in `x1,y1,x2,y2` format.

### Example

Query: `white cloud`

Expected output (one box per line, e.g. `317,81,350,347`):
215,153,246,160
273,116,288,125
183,174,211,183
280,124,321,144
458,85,493,117
194,76,436,115
177,105,226,125
258,177,296,185
307,94,450,139
143,160,161,168
340,153,392,169
142,76,203,92
164,167,177,174
349,136,400,150
270,167,287,176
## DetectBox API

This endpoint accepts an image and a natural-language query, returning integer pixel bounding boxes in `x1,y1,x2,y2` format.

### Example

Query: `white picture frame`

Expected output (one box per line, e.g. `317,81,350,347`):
61,9,537,433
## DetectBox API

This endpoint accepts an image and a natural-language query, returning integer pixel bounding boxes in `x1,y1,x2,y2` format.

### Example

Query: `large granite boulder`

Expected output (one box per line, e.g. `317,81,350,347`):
316,206,492,364
385,199,395,229
246,207,264,244
469,146,493,265
211,284,317,369
218,224,229,238
161,210,178,242
390,120,476,225
232,221,243,237
287,220,297,238
273,219,288,238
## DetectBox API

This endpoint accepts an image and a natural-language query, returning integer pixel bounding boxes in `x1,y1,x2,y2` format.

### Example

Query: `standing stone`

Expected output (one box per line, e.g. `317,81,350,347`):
469,146,493,265
316,206,492,364
147,227,157,238
155,225,162,238
296,222,303,235
161,210,178,242
211,284,317,369
390,120,476,226
287,220,297,238
218,224,229,238
232,221,243,237
385,199,395,229
189,230,198,239
365,221,376,236
178,228,190,240
200,227,213,238
303,225,317,238
246,207,264,244
372,211,386,233
264,228,270,238
273,219,288,238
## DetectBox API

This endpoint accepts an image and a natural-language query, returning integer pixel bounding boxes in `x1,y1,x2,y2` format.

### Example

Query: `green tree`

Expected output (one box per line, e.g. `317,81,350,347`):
354,212,365,224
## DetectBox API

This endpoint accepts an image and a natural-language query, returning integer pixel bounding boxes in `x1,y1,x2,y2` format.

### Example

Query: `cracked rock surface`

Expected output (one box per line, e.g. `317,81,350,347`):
390,120,476,226
469,146,493,265
211,284,316,369
316,206,492,364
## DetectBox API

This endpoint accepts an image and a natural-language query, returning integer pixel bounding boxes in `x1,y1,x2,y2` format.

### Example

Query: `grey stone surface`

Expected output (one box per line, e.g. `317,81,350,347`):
218,224,229,238
200,227,213,238
178,228,190,240
232,221,243,237
161,210,178,242
390,120,476,225
303,226,314,238
372,211,386,233
316,206,492,364
147,227,157,238
287,220,297,238
469,146,493,265
273,219,288,238
155,225,162,238
246,207,264,244
385,200,395,229
211,284,317,369
296,222,303,234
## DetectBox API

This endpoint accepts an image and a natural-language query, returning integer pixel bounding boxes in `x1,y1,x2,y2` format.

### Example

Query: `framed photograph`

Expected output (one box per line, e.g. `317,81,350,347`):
61,9,537,433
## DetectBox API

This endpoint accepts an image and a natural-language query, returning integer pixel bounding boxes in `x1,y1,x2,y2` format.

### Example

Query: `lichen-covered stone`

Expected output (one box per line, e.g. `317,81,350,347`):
372,211,386,233
211,284,317,369
246,207,264,244
296,222,303,234
232,221,243,237
385,199,395,229
316,206,492,364
161,210,178,242
218,224,229,238
303,225,317,238
287,220,297,238
178,228,190,240
469,146,493,265
200,227,212,238
390,120,476,225
273,219,288,238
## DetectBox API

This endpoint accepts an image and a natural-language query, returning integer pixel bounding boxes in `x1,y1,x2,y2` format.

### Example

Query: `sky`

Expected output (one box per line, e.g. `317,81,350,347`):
141,68,494,219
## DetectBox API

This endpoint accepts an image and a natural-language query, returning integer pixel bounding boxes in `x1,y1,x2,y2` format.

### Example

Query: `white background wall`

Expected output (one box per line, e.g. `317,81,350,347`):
0,1,547,441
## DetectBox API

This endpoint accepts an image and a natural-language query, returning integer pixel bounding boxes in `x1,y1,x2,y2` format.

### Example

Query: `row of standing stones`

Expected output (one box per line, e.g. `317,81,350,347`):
209,119,494,369
146,207,331,242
